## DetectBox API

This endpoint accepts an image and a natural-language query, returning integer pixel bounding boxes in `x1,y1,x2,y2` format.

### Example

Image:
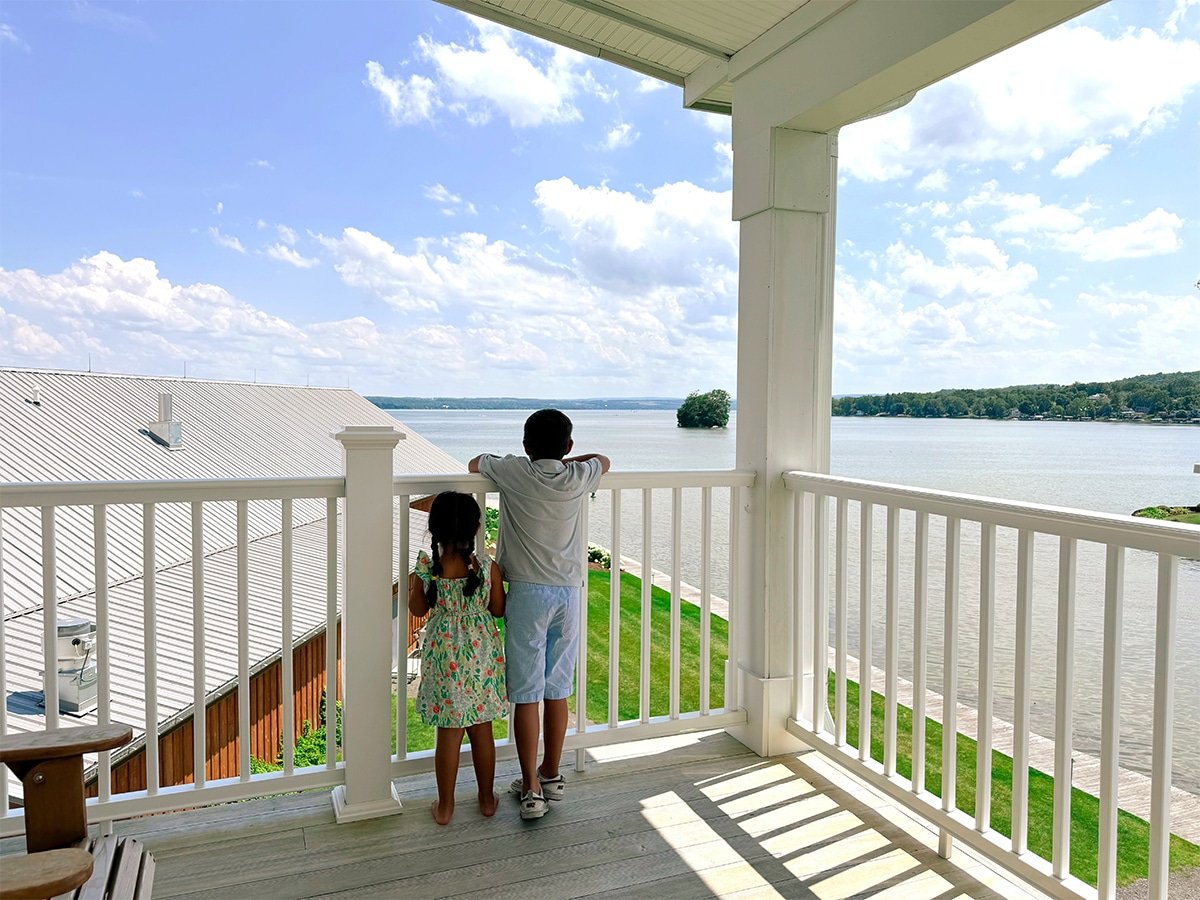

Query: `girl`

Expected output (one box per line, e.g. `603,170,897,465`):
408,491,507,825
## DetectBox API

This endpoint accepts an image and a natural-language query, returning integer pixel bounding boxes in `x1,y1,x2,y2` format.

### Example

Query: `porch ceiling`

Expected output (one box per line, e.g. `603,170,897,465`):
433,0,1106,125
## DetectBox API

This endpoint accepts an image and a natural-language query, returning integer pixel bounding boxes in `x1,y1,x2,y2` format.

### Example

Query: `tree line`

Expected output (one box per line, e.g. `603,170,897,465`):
832,371,1200,421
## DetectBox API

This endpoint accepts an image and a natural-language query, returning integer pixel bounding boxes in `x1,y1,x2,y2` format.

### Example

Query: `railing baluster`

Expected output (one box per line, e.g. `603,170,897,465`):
812,494,828,733
237,500,250,781
912,510,929,795
41,507,59,729
325,498,338,769
884,505,899,776
281,499,295,775
858,501,873,762
1098,544,1125,899
793,490,805,722
1012,528,1034,853
1149,552,1178,900
608,489,621,727
576,496,590,767
940,515,961,858
190,502,205,789
397,493,410,760
669,487,682,720
94,506,113,809
834,496,848,746
976,521,996,832
725,485,741,712
143,503,158,793
1052,536,1077,879
640,489,652,724
700,487,712,715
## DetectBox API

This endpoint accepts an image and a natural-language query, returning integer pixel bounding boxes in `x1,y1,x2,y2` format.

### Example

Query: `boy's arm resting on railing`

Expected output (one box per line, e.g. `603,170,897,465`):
467,454,485,473
488,561,506,617
565,453,611,474
408,573,431,618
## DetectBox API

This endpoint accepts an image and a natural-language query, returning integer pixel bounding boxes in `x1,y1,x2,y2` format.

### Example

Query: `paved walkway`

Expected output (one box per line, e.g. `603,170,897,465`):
612,557,1200,845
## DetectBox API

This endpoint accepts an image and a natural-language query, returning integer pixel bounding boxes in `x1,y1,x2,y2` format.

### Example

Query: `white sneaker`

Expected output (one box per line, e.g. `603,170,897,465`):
509,771,566,801
519,790,549,820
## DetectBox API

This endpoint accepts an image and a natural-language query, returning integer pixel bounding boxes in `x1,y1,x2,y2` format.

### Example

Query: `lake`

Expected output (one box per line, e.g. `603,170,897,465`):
389,409,1200,792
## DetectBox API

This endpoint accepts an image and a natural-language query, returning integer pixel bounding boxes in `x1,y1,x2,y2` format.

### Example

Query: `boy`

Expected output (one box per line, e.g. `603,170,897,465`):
468,409,610,820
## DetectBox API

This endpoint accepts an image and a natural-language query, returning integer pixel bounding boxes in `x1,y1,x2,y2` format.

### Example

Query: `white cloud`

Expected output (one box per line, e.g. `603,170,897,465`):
251,159,274,169
214,201,224,215
1164,0,1200,35
369,19,609,129
0,253,404,385
365,60,440,125
1050,208,1184,261
636,77,668,93
714,141,732,179
0,306,64,358
424,184,460,204
130,189,145,199
264,243,319,269
276,224,298,246
916,170,948,192
840,23,1200,181
1073,286,1200,372
1,23,30,51
208,227,245,254
1051,142,1111,178
603,122,637,150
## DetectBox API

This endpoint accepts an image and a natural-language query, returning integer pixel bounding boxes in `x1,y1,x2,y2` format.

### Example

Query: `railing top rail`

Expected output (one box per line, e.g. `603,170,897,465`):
392,469,755,494
784,470,1200,558
0,476,346,508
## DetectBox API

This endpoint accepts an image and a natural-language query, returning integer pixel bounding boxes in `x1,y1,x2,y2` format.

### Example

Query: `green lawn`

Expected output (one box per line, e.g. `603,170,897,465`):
836,676,1200,887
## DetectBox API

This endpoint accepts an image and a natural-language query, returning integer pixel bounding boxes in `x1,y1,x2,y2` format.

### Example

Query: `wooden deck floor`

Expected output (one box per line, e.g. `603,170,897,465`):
23,732,1052,899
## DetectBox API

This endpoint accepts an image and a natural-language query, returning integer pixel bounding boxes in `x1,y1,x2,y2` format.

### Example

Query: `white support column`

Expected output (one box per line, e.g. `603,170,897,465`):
728,117,837,756
332,425,404,823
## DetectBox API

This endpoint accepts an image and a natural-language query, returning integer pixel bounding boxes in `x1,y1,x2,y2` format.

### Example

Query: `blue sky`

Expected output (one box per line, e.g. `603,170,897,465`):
1,0,1198,397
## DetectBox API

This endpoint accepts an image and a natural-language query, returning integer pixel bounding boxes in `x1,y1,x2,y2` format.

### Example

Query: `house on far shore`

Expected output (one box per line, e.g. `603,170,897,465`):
0,368,460,799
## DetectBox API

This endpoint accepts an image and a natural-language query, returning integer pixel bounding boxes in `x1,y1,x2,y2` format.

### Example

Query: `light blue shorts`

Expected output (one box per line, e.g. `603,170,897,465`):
504,582,580,704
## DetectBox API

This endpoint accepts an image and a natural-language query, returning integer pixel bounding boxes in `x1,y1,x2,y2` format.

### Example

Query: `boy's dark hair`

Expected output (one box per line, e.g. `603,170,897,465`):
523,408,573,460
425,491,482,604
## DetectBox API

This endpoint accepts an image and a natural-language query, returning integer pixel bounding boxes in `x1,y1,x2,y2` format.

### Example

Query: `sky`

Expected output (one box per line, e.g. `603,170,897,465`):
1,0,1198,398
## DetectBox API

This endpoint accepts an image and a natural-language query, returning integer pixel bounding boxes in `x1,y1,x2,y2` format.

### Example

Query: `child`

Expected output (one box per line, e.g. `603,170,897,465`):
408,491,507,825
469,409,610,820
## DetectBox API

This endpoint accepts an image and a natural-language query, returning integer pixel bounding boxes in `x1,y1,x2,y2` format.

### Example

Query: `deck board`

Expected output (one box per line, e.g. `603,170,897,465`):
93,732,1048,899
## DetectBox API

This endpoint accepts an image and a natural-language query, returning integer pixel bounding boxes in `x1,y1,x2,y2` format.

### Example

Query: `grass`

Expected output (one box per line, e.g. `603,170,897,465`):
400,567,727,750
836,676,1200,887
1133,505,1200,525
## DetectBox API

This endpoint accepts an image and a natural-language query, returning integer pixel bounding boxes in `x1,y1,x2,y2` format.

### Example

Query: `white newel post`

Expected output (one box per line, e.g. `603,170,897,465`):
728,117,837,755
332,425,404,823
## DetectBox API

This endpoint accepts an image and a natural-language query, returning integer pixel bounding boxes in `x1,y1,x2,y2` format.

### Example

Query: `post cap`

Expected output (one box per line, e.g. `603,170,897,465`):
333,426,405,448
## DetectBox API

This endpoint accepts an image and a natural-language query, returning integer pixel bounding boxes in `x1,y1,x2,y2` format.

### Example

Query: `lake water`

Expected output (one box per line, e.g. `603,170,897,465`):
390,409,1200,792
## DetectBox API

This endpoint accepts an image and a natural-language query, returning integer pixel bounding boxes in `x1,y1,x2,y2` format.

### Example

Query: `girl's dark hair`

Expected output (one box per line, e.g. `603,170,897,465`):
425,491,483,604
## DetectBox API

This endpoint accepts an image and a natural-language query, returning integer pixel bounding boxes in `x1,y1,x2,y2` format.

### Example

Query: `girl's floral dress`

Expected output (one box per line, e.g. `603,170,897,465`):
413,550,507,728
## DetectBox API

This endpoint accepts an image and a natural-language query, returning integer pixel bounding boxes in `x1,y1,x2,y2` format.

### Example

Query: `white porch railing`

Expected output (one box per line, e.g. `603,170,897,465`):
0,436,750,830
783,470,1197,900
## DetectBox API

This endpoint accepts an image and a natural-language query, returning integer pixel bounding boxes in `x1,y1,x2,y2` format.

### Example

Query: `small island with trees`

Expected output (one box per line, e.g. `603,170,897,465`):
677,389,731,428
831,371,1199,423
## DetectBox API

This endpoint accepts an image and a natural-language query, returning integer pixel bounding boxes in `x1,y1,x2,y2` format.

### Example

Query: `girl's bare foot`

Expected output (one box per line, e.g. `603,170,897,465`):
431,799,454,826
478,790,498,817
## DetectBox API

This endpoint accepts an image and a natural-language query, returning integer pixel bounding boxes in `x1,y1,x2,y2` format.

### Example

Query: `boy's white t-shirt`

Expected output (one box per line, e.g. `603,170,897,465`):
478,454,603,587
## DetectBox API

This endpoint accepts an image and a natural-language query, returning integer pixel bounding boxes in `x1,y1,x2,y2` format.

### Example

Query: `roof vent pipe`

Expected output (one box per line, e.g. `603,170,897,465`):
149,391,183,450
27,386,41,406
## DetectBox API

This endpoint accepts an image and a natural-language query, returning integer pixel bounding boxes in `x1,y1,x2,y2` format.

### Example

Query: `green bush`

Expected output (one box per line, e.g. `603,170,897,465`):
677,389,731,429
588,544,612,567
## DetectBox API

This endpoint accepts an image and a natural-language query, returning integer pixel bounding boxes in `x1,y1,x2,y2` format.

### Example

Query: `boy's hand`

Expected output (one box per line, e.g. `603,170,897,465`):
468,454,484,473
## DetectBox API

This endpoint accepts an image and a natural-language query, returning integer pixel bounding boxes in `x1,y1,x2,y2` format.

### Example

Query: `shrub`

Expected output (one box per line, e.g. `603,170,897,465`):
588,544,612,567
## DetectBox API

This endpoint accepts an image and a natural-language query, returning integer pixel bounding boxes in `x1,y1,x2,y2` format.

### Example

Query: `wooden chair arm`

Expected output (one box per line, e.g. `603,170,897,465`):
0,724,132,764
0,847,94,899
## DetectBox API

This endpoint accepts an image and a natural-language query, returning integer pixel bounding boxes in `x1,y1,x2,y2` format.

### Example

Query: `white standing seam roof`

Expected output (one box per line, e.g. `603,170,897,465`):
0,369,460,774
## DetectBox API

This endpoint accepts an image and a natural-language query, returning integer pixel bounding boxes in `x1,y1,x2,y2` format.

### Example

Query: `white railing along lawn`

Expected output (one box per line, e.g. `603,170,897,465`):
784,470,1197,900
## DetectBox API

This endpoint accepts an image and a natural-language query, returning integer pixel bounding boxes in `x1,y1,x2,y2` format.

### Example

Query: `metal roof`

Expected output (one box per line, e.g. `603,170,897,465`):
0,368,461,617
0,369,456,775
